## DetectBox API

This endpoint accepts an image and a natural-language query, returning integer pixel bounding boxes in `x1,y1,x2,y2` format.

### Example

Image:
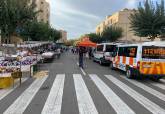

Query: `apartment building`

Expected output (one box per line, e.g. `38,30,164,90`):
35,0,50,24
56,30,67,44
96,9,149,42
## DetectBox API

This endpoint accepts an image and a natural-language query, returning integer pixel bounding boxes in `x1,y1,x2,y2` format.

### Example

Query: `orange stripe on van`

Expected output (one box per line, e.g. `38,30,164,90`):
160,63,163,74
129,57,133,66
123,56,126,64
162,63,165,74
156,62,161,74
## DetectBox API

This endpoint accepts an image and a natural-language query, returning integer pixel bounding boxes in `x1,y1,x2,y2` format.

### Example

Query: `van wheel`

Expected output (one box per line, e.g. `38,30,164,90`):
110,62,115,70
126,69,133,79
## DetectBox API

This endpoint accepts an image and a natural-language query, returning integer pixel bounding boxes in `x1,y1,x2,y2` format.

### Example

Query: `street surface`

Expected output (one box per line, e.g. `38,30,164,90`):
0,52,165,114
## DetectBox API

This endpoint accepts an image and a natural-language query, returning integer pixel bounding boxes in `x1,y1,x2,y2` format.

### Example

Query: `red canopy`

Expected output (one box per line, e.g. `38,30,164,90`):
77,37,97,47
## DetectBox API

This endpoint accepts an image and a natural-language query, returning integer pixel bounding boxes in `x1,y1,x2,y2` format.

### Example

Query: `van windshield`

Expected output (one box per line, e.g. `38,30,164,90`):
106,45,116,52
142,46,165,59
97,45,104,51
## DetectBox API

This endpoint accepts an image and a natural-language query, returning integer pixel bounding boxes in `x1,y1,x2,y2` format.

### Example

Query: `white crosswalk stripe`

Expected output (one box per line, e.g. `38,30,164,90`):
120,75,165,102
151,81,165,90
0,78,28,101
3,76,48,114
73,74,98,114
105,75,165,114
89,74,135,114
160,79,165,83
150,79,165,90
41,74,65,114
1,73,165,114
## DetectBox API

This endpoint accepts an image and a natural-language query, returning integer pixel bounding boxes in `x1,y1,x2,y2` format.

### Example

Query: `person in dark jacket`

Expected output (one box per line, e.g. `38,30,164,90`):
79,46,86,68
88,47,92,59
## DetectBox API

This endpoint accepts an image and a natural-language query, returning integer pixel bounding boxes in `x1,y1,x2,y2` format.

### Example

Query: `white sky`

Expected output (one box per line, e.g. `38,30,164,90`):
49,0,163,39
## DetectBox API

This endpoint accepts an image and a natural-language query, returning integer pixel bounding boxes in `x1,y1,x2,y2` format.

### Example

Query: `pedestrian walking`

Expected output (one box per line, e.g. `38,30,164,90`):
78,46,86,68
57,48,61,59
88,47,92,59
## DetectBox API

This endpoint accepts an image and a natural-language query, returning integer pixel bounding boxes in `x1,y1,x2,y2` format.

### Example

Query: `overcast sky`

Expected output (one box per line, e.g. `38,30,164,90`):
48,0,162,39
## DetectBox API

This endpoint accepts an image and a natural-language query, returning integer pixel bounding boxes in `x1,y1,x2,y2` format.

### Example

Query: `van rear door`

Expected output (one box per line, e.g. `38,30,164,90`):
94,44,104,60
104,45,116,61
140,46,165,75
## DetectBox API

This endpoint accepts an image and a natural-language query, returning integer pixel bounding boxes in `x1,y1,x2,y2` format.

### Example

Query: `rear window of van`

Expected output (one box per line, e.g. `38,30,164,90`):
118,46,137,57
142,46,165,59
106,45,116,52
97,45,104,51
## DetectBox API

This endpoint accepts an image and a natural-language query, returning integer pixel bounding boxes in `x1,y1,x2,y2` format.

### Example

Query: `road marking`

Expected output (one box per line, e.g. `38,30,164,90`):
0,78,28,101
41,74,65,114
80,68,86,76
3,76,48,114
89,74,135,114
120,75,165,102
77,62,86,76
151,81,165,90
73,74,98,114
160,79,165,83
105,75,165,114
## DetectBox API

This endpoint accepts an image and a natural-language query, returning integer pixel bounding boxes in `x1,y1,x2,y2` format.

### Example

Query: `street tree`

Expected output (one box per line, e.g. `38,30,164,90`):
20,21,61,42
49,28,61,43
101,26,123,42
65,39,76,46
130,0,165,41
85,33,103,43
0,0,37,43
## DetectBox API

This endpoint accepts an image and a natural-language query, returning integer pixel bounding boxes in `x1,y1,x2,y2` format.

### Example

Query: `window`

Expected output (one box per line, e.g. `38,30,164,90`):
118,46,137,57
97,45,104,51
106,45,116,52
118,47,125,56
142,46,165,59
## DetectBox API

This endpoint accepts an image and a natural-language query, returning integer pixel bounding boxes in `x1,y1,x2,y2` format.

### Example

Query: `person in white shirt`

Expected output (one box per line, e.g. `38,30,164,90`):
57,48,61,59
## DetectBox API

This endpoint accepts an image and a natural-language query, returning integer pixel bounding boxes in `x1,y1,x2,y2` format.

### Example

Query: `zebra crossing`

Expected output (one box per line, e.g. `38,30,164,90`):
42,74,65,114
0,74,165,114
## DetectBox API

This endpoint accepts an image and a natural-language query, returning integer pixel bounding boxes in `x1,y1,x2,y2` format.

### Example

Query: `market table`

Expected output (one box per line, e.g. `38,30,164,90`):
0,73,12,88
0,72,22,89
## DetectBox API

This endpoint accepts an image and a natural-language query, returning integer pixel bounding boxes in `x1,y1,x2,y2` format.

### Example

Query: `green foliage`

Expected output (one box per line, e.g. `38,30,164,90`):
130,0,165,41
49,28,61,42
82,27,123,44
0,0,61,43
101,26,123,42
85,33,103,43
65,39,77,46
0,0,37,40
20,21,61,42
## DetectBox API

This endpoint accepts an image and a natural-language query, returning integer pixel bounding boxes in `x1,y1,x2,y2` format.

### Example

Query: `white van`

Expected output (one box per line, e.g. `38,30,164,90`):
93,43,117,65
110,41,165,80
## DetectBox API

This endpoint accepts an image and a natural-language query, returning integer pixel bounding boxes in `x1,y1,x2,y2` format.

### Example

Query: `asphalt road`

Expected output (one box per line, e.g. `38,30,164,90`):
0,52,165,114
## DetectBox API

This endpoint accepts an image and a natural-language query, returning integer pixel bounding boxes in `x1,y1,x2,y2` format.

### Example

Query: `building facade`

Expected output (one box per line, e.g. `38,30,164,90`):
56,30,67,44
96,9,149,42
35,0,50,24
